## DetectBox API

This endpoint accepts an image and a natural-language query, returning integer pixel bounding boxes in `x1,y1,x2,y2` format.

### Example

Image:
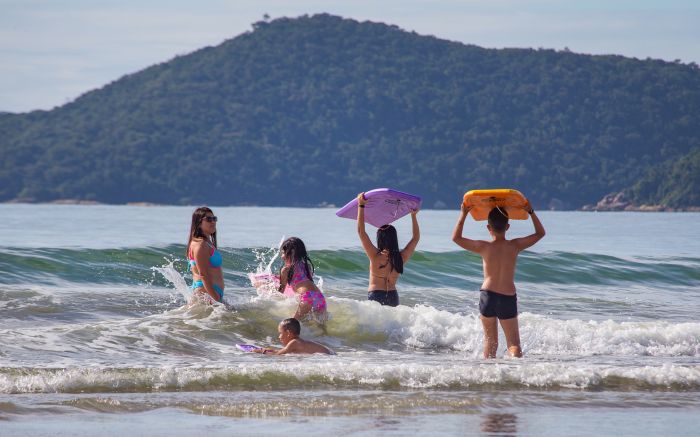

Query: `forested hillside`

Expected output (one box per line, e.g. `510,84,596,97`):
1,14,699,208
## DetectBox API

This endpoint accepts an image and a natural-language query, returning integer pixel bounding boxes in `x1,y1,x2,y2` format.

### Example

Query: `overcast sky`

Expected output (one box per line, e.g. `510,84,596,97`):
1,0,698,113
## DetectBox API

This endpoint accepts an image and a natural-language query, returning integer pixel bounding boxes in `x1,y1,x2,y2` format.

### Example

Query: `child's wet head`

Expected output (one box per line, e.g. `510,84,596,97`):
278,318,301,345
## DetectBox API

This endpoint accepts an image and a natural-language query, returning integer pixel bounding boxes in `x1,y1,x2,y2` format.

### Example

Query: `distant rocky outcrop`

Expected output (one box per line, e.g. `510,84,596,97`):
582,191,700,212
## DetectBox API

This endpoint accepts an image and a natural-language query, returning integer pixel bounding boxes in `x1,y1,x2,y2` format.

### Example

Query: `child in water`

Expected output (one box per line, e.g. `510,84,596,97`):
278,237,328,323
254,318,334,355
356,193,420,306
452,203,545,358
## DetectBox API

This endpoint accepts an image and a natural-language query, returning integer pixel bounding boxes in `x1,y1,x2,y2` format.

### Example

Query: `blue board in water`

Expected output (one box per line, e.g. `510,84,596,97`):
236,344,260,352
335,188,422,228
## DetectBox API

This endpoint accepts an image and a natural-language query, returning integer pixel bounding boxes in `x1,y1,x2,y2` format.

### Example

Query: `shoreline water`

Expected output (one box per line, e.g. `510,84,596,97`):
2,390,699,436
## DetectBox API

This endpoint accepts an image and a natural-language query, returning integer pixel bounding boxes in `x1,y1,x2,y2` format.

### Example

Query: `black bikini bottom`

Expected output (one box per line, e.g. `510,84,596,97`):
368,290,399,307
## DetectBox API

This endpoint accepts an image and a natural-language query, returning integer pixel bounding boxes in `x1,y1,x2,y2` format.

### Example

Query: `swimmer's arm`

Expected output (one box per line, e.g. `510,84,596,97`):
278,266,290,293
357,192,379,257
253,347,280,355
512,207,546,251
193,242,222,302
255,340,300,355
275,340,301,355
451,204,486,253
401,209,420,262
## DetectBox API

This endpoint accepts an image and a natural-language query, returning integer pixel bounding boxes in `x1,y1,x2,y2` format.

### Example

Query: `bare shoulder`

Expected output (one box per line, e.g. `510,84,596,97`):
477,239,495,251
506,239,521,248
369,250,386,264
284,338,302,353
190,238,206,253
509,235,539,252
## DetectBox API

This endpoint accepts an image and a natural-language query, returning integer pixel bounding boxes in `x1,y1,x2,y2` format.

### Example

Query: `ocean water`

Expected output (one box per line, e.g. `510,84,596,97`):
1,204,699,436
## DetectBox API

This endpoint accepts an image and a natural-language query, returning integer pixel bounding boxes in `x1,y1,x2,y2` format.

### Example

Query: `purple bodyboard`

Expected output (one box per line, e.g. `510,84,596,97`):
236,344,260,352
335,188,422,228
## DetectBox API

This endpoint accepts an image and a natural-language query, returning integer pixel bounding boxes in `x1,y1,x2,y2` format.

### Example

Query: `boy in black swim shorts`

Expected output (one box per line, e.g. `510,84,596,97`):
452,202,545,358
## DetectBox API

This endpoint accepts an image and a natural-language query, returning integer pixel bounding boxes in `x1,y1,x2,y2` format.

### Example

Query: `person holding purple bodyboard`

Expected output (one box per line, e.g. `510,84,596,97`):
356,192,420,306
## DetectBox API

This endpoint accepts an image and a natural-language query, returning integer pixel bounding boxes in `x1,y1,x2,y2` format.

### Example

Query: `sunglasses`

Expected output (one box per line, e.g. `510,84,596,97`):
203,216,218,223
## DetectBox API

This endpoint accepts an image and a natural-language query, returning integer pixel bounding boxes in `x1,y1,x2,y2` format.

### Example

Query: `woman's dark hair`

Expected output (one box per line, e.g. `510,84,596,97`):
280,237,314,285
488,207,509,233
280,318,301,336
376,224,404,274
186,206,217,257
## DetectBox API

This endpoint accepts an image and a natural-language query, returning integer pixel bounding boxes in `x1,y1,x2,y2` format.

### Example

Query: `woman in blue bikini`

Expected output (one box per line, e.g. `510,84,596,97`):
186,207,224,303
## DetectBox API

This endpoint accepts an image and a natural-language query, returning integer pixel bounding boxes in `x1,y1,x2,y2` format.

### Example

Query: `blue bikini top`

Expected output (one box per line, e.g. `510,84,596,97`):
188,242,222,269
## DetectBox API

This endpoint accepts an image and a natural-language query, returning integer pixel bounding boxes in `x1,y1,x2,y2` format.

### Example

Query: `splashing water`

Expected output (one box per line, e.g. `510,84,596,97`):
152,258,191,302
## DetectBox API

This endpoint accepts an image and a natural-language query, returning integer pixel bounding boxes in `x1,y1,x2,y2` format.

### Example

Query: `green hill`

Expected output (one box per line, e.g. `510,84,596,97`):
628,148,700,207
1,14,699,208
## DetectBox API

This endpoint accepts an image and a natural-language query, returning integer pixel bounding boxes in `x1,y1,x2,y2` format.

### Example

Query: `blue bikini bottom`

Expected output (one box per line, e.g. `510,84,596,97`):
192,280,223,301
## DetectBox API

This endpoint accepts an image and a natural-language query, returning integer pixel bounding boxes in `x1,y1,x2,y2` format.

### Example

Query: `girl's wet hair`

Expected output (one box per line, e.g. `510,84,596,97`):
376,224,404,274
280,237,315,285
186,206,217,257
488,207,509,232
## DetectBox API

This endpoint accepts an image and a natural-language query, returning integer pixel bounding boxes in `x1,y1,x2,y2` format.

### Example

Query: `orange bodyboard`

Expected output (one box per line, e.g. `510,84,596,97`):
463,189,529,221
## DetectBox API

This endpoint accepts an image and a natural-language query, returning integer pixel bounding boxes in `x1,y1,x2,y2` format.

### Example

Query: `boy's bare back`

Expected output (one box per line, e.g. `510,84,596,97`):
286,338,334,355
479,240,520,294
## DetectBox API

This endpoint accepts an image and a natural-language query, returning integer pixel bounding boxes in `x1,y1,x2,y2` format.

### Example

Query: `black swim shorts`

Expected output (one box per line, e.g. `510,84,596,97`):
368,290,399,307
479,289,518,320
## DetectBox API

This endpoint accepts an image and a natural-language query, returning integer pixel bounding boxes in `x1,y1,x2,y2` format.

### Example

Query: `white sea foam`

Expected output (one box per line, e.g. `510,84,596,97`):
2,359,698,394
1,296,699,398
276,296,700,357
521,314,700,357
2,292,699,375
